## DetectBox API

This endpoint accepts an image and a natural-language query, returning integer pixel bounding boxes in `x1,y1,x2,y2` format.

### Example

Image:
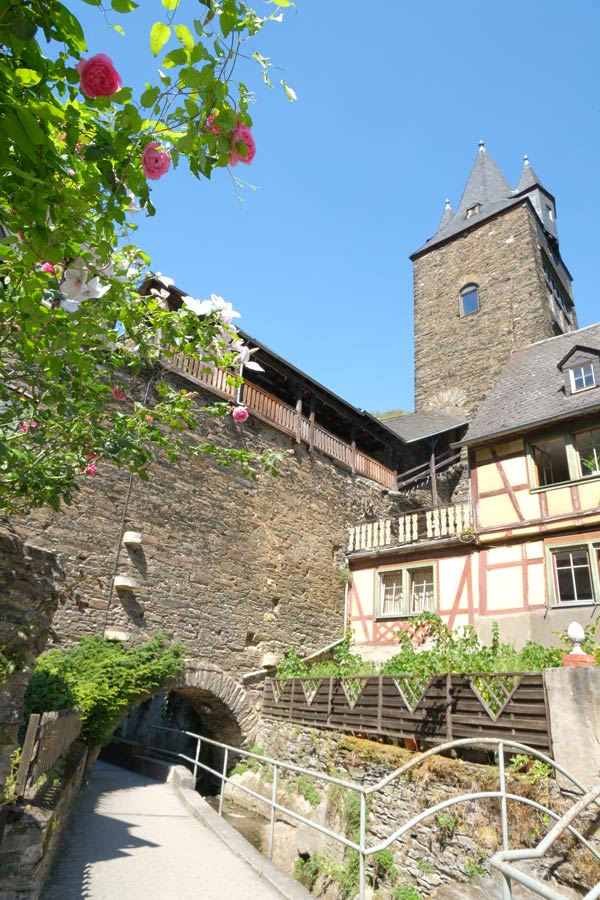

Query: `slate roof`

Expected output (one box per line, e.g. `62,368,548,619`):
412,144,520,257
460,323,600,446
383,409,468,444
516,155,545,193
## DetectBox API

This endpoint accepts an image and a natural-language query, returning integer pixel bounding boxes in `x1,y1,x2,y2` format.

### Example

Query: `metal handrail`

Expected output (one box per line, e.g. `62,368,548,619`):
144,726,600,900
490,783,600,900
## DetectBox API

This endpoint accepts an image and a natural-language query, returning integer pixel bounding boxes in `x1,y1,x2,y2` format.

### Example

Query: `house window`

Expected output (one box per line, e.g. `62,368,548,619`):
552,548,595,604
378,566,435,618
569,363,595,393
573,427,600,477
460,284,479,316
466,204,481,218
531,436,570,486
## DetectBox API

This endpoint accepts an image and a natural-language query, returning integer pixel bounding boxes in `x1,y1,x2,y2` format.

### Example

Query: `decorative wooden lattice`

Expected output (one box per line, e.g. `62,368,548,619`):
468,674,522,720
340,678,366,709
392,675,431,712
272,680,285,703
301,678,322,705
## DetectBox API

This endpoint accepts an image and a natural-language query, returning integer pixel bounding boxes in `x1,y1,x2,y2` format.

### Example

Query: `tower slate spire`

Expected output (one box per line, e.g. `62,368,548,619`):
454,141,512,217
437,198,453,231
515,154,557,239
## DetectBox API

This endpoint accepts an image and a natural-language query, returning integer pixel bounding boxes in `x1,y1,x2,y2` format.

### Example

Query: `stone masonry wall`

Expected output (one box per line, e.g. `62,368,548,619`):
414,204,559,419
5,371,401,688
253,719,600,898
0,533,62,795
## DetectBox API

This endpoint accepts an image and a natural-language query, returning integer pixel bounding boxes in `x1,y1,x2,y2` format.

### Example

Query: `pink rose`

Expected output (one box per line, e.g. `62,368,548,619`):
19,420,37,433
85,462,98,477
229,124,256,167
76,54,122,99
112,385,126,401
141,142,171,181
232,406,249,424
41,262,55,274
206,114,221,135
146,415,154,423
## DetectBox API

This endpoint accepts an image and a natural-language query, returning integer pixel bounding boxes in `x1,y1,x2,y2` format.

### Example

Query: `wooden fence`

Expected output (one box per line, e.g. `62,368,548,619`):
263,673,551,753
164,353,397,489
16,709,82,796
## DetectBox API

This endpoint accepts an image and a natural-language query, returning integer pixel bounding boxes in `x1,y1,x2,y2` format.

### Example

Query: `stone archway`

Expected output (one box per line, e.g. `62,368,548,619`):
170,661,257,748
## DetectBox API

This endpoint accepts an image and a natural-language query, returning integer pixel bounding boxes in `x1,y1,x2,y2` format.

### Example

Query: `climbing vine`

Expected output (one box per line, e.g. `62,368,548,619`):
0,0,294,513
23,634,183,745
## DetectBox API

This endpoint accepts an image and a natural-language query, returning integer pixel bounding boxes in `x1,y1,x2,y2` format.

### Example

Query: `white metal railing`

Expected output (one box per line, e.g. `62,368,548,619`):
144,727,600,900
348,501,473,552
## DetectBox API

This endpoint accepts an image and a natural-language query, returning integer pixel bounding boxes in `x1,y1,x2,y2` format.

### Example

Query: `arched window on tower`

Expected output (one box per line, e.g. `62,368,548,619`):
460,283,479,316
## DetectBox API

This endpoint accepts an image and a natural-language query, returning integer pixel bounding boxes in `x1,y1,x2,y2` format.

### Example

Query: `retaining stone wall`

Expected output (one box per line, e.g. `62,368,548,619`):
0,533,62,795
254,719,599,898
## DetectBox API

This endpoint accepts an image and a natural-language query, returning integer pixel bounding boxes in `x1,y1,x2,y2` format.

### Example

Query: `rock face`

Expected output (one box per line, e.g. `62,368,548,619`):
430,873,584,899
0,532,62,795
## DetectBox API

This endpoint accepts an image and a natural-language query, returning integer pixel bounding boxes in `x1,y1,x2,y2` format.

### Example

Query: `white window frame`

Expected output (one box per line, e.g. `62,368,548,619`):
377,564,436,619
547,541,600,607
569,363,595,393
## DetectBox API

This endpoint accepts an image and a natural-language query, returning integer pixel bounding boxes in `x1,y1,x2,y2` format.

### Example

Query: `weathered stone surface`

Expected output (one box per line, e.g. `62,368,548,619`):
7,377,401,693
544,667,600,790
253,719,599,898
0,533,62,794
414,204,569,419
0,742,87,900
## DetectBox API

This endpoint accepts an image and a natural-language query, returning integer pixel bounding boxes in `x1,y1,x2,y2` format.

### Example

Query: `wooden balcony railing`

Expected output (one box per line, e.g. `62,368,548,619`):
348,501,473,552
164,354,397,489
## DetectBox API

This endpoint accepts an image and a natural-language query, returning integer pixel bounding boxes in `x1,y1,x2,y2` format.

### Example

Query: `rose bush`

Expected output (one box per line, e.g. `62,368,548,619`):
0,0,296,514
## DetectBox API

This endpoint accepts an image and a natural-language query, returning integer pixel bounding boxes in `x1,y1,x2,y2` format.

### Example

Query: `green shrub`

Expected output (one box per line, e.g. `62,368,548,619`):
297,773,320,807
465,860,488,878
393,886,422,900
417,858,436,874
23,634,183,746
275,615,570,681
230,746,265,776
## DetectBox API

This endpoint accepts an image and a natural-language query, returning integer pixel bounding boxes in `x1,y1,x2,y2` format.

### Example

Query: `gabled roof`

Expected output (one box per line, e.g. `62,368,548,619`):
459,323,600,446
383,409,468,444
557,345,600,370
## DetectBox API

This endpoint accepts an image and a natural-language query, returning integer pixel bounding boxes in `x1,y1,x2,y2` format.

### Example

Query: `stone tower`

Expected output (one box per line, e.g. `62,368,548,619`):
411,142,577,419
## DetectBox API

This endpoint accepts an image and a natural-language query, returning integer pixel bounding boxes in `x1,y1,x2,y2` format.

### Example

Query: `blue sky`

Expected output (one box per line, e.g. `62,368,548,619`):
78,0,600,414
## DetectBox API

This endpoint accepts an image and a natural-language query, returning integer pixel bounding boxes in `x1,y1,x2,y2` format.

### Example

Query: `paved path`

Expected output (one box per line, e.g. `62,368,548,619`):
44,761,288,900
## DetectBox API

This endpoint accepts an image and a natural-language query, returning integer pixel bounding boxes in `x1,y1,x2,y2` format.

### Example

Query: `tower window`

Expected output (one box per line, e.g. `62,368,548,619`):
460,284,479,316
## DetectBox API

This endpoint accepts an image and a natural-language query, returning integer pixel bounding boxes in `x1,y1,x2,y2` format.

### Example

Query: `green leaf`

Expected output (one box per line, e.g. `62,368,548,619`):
150,22,171,57
140,86,161,108
15,68,42,86
162,48,187,68
281,79,297,102
111,0,139,11
8,14,37,41
174,24,194,50
161,0,180,8
220,10,237,37
16,108,46,146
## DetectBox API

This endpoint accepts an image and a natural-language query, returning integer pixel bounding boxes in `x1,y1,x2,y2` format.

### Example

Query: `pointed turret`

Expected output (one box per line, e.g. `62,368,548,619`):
436,198,453,232
516,154,544,192
515,154,557,238
455,141,512,217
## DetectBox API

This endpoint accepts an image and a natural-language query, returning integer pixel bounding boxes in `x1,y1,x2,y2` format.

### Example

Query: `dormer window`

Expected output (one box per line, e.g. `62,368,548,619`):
466,204,481,219
460,284,479,316
570,363,595,393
